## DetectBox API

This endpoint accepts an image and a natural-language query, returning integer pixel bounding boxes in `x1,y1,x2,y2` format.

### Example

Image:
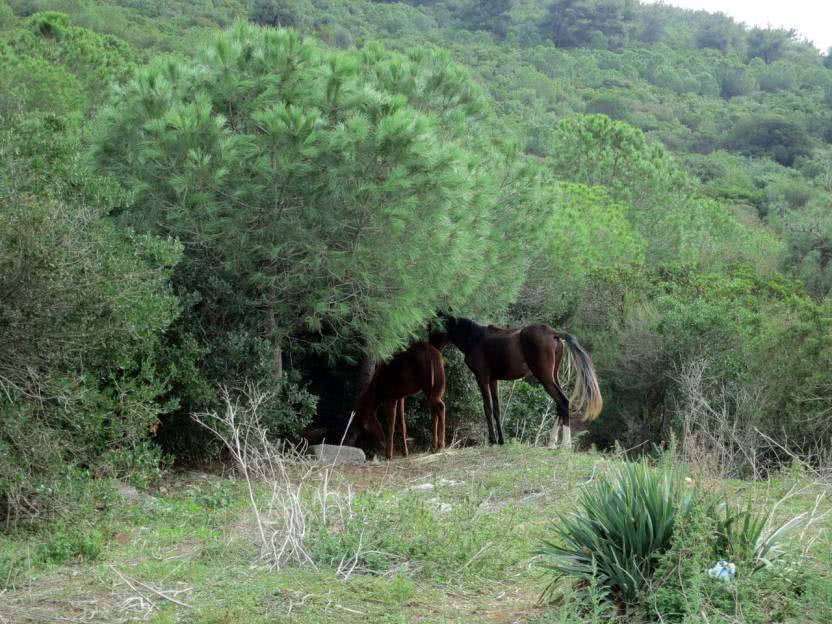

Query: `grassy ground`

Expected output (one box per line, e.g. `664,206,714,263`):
1,445,830,623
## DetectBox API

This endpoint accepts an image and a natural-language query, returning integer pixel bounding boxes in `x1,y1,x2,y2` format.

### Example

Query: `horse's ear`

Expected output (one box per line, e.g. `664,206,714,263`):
438,310,456,324
432,311,449,330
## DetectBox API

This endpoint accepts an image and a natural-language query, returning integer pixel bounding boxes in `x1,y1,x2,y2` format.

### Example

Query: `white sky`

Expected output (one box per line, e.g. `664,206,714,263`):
643,0,832,52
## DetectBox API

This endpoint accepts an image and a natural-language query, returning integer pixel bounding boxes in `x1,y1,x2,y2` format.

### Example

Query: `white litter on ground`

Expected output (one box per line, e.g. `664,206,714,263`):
708,561,736,581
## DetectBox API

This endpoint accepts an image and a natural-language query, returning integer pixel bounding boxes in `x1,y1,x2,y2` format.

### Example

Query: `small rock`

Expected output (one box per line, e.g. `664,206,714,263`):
437,478,464,487
115,481,141,502
410,483,435,491
309,444,366,465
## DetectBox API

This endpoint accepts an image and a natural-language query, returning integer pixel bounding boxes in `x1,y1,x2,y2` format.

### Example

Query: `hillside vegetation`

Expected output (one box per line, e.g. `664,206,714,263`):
2,446,831,623
2,0,832,602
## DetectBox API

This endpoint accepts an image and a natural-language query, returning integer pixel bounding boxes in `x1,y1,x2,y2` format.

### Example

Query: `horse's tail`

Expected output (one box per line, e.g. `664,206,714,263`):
558,334,602,422
421,344,445,396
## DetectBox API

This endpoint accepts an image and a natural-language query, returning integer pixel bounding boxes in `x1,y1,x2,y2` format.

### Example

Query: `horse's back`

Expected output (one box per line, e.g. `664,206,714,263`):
520,323,558,344
381,342,444,398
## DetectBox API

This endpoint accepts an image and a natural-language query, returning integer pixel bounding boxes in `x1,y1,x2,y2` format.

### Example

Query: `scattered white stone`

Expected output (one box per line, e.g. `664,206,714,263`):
309,444,366,465
437,478,464,487
410,483,435,491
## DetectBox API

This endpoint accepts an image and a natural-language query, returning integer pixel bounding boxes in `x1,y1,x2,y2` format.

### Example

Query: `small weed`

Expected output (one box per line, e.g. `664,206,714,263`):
35,523,105,566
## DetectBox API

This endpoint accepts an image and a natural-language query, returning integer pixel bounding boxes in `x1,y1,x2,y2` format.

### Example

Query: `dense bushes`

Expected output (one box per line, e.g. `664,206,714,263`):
727,115,813,167
0,114,181,521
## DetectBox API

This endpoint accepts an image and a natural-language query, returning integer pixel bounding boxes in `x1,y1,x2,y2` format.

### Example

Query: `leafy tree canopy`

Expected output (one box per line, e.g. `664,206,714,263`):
92,23,548,362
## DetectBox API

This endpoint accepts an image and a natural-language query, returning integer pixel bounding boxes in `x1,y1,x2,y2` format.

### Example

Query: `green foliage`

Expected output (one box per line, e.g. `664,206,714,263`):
92,23,546,368
694,12,743,53
651,496,714,621
259,376,318,440
538,462,810,620
539,0,633,49
747,27,794,64
457,0,512,39
35,521,106,566
516,182,645,321
537,461,695,603
247,0,311,28
0,0,16,28
499,379,553,444
569,264,832,456
710,498,800,573
545,114,772,269
0,113,181,520
0,11,134,115
727,115,812,167
2,0,832,520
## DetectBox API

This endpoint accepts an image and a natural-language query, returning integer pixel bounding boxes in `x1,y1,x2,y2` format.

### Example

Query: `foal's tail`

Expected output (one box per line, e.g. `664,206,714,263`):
559,334,602,422
420,344,446,398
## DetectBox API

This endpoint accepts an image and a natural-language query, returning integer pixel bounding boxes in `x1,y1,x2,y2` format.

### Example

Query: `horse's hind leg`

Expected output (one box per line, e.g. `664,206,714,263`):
430,397,446,451
439,399,446,449
489,380,505,445
545,382,571,448
397,398,408,457
526,343,571,448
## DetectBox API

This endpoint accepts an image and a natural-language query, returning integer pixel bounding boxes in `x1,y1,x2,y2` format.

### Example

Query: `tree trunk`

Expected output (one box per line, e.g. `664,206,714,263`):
357,356,376,393
265,303,282,379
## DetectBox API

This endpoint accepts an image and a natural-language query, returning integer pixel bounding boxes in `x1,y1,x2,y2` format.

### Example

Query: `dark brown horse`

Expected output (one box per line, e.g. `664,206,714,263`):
353,342,446,459
439,317,601,447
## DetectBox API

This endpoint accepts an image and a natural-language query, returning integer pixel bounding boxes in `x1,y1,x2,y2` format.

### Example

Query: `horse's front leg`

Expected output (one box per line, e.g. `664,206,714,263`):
489,380,505,445
476,378,496,445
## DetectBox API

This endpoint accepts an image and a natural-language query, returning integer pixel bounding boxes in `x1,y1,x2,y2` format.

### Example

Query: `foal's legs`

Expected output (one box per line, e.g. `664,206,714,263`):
397,398,408,457
430,397,446,451
477,378,497,444
489,379,505,445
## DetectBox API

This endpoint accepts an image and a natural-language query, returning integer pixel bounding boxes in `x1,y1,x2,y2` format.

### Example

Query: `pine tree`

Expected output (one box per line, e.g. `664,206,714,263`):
92,23,544,373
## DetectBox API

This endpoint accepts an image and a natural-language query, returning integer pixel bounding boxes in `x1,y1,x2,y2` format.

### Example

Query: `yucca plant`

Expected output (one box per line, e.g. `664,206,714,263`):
536,462,696,604
709,498,804,574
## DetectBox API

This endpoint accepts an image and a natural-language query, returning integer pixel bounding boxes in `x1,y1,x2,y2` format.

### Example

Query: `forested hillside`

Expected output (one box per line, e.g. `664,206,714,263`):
3,0,832,522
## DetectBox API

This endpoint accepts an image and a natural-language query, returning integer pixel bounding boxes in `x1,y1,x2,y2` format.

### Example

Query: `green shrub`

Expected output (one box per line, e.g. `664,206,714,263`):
710,498,801,574
536,461,695,604
537,460,809,618
652,496,715,621
0,114,182,523
500,380,554,445
35,522,105,566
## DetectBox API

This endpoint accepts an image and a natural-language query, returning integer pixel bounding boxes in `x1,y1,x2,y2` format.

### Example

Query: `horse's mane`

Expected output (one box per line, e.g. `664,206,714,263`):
450,317,488,351
486,323,516,334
